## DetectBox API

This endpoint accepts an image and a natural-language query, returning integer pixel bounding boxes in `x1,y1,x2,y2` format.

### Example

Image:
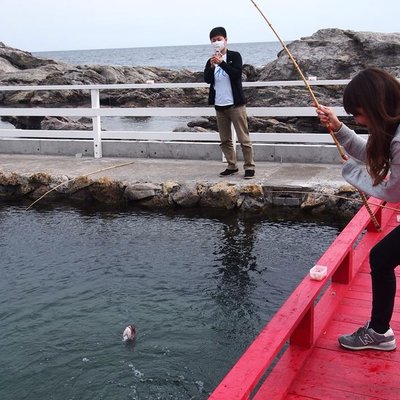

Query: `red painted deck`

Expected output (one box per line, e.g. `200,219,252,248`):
209,198,400,400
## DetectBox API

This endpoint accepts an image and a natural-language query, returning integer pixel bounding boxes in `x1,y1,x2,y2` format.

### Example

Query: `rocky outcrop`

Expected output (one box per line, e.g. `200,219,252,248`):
259,29,400,81
1,29,399,134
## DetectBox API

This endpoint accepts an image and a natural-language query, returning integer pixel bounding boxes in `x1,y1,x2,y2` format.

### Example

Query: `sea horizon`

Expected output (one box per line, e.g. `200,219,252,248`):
32,40,282,54
33,41,283,71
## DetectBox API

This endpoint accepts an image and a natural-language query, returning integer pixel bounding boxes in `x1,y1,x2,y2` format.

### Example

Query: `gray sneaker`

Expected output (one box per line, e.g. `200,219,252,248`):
339,322,396,351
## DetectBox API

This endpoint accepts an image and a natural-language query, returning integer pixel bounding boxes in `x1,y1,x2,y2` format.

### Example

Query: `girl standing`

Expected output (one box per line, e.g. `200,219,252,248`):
317,68,400,351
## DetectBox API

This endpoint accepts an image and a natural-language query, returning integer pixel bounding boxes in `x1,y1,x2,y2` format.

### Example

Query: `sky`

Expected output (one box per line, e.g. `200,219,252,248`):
1,0,399,52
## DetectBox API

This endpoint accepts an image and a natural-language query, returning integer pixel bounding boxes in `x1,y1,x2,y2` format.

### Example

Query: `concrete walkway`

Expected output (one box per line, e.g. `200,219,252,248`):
0,154,346,191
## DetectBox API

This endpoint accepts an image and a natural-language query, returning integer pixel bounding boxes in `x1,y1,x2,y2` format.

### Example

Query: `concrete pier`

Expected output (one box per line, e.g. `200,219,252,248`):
0,154,357,214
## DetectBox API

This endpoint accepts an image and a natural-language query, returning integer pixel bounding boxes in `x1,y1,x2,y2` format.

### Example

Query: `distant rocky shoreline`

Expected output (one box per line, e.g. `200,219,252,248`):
1,28,399,133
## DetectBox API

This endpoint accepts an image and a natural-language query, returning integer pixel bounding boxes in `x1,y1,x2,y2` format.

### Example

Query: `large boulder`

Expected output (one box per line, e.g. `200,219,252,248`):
259,29,400,80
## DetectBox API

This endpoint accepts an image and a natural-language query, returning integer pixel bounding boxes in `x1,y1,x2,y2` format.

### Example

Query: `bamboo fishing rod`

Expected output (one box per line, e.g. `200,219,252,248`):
25,160,135,210
249,0,381,231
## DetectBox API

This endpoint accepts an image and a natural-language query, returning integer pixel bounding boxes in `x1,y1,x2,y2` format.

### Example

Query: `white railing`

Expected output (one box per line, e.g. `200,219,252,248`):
0,80,351,158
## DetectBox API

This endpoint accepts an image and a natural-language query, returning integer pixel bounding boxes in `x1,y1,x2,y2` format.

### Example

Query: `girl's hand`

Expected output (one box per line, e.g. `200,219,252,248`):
316,105,342,132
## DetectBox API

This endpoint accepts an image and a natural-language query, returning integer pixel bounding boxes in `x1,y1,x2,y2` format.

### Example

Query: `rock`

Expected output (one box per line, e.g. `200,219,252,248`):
248,117,298,133
28,172,53,185
170,184,200,207
68,176,93,193
162,181,180,195
187,117,217,131
301,192,329,210
40,116,92,130
240,184,264,197
124,183,160,201
173,126,198,133
0,57,19,73
258,29,400,81
0,171,33,198
89,177,125,204
242,64,259,81
2,116,43,129
200,182,239,210
0,41,57,70
237,184,265,211
68,187,95,203
29,185,63,201
238,196,267,212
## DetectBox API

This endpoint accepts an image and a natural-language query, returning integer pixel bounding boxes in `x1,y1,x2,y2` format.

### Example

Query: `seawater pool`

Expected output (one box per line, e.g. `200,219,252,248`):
0,204,349,399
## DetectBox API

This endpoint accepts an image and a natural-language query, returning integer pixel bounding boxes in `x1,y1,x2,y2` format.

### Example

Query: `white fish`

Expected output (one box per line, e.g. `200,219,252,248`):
122,325,136,341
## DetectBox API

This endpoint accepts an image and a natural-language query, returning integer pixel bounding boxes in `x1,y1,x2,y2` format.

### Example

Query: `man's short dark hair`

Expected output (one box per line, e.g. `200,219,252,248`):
209,27,227,39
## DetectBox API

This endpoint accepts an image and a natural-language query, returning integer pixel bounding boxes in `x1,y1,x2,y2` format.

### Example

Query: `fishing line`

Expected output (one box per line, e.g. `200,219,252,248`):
272,190,400,213
249,0,381,230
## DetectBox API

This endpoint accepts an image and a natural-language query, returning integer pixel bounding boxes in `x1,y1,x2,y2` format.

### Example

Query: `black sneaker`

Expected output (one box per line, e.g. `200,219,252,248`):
219,168,238,176
244,170,255,179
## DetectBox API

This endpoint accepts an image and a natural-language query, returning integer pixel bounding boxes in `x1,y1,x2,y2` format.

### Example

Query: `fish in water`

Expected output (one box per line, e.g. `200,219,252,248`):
122,325,136,341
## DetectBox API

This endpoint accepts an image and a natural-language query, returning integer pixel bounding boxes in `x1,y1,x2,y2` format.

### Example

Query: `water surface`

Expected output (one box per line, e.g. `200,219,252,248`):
0,204,347,399
34,42,282,71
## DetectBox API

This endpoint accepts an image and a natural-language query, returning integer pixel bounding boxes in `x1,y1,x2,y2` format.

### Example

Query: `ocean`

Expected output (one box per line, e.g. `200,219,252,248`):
0,204,347,399
34,42,283,71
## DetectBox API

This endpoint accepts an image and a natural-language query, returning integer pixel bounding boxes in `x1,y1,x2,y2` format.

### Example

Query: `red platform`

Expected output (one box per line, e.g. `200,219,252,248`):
209,198,400,400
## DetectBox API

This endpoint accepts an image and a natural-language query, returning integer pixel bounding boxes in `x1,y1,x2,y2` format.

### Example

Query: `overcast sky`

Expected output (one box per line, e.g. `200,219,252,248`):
1,0,399,52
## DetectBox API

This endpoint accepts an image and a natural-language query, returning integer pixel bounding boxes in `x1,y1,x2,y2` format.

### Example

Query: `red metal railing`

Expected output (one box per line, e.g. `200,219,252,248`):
209,198,387,400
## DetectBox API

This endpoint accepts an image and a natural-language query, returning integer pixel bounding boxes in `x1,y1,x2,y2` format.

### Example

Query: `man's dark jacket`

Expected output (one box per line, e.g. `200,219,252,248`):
203,49,246,106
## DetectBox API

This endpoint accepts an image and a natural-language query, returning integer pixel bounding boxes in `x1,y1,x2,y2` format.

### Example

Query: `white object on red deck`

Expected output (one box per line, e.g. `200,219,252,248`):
309,265,328,281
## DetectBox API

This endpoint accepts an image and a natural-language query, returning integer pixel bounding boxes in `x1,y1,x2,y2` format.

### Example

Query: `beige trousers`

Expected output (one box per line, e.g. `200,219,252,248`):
215,105,255,170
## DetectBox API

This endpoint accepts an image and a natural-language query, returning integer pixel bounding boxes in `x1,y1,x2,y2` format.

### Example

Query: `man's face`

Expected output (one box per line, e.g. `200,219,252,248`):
210,35,227,54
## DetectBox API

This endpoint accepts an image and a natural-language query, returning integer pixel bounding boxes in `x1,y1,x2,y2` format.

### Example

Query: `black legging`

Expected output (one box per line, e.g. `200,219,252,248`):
369,224,400,333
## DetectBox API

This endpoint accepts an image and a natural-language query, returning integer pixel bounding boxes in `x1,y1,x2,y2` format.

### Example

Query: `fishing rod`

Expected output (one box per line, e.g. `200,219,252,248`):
249,0,381,231
25,160,135,210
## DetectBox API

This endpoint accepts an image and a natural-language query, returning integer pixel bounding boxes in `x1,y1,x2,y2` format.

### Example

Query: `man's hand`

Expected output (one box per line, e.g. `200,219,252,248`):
211,54,223,66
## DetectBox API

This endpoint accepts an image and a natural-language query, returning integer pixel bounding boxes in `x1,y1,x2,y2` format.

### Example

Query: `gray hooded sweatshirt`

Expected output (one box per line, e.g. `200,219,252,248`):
335,123,400,203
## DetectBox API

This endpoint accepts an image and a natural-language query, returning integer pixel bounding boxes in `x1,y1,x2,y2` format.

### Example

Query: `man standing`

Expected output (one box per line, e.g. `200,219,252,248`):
204,26,255,179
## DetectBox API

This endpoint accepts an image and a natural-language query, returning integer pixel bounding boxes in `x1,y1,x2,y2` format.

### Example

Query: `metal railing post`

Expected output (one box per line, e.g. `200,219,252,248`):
91,89,102,158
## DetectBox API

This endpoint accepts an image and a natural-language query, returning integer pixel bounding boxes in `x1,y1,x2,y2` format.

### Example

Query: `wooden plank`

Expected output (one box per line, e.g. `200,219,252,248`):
289,347,400,399
289,380,387,400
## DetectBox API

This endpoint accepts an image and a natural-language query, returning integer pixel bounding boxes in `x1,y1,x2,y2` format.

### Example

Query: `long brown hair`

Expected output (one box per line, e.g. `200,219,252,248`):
343,68,400,185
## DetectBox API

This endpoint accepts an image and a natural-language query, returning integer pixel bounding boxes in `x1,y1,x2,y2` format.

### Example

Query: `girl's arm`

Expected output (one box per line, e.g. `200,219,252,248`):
342,138,400,203
317,105,367,162
335,124,367,163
